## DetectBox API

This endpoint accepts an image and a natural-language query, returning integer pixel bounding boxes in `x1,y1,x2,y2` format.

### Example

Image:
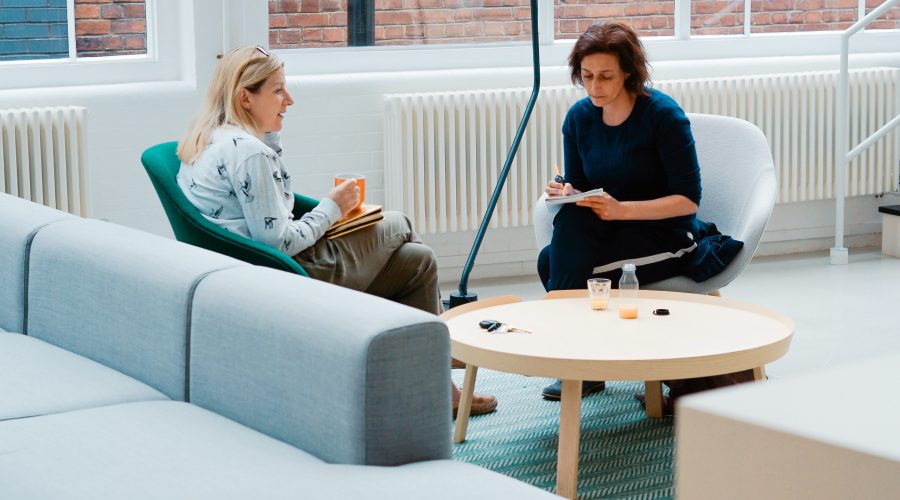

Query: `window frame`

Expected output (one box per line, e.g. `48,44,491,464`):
0,0,183,92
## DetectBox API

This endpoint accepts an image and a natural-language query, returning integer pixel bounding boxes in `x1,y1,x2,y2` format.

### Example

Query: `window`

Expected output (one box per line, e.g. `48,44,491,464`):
268,0,539,48
0,0,147,63
556,0,675,39
269,0,900,51
691,0,900,36
0,0,189,92
264,0,899,75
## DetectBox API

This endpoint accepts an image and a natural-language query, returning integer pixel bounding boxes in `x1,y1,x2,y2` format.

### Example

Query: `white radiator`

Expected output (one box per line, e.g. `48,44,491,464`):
384,68,900,235
0,106,89,216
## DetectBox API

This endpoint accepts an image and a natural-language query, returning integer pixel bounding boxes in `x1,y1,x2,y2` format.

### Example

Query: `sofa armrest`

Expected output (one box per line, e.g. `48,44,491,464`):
188,267,451,466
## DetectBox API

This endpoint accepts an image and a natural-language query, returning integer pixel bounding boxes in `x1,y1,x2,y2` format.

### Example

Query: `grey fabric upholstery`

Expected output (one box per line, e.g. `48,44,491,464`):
189,266,452,466
0,401,556,500
0,332,167,420
533,113,777,294
0,193,74,333
2,194,552,498
26,219,247,400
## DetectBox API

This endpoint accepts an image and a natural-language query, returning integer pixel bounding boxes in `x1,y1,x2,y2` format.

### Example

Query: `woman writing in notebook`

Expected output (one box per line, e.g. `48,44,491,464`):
176,46,496,417
538,22,703,402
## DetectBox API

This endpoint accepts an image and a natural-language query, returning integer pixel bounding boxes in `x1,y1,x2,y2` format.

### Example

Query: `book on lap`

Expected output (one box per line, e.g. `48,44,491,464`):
325,204,383,239
545,188,605,205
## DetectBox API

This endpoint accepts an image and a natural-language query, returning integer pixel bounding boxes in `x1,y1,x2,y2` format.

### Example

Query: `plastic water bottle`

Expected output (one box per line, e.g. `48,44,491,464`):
619,262,638,308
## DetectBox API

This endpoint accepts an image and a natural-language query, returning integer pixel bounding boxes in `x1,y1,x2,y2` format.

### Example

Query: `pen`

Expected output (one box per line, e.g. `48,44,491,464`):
553,164,566,185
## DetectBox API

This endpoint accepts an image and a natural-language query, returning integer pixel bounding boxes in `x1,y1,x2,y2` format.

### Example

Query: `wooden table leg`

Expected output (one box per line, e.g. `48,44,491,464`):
753,365,766,381
644,381,664,419
453,364,478,444
557,379,582,499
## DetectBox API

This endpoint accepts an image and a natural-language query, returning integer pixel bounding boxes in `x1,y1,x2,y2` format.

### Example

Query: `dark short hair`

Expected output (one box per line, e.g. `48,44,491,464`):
568,21,650,96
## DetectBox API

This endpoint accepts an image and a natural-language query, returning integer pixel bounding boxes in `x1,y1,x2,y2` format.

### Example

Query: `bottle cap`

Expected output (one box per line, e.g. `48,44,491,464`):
622,263,636,272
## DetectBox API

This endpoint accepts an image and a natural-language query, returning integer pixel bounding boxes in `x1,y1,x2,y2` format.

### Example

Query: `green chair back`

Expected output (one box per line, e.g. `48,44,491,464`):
141,141,313,277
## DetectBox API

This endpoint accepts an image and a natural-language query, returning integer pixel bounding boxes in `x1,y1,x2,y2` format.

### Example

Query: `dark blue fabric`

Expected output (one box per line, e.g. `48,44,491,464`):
562,88,702,219
541,88,702,291
686,219,744,283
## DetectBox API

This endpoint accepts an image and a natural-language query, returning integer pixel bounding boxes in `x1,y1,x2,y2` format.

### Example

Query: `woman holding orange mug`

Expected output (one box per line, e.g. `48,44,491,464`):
176,46,497,417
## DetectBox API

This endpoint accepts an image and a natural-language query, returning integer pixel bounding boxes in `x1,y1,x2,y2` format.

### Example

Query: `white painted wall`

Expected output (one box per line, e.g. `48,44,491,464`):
2,1,898,284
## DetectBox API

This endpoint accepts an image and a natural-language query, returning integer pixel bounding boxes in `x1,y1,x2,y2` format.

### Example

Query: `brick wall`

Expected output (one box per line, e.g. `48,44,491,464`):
74,0,146,57
269,0,900,48
0,0,68,61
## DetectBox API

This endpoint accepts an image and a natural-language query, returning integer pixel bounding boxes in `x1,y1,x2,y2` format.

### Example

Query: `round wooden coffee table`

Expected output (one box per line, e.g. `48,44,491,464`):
443,290,793,499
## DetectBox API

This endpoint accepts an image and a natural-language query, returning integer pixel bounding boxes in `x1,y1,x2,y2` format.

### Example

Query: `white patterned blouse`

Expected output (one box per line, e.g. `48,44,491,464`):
177,125,340,256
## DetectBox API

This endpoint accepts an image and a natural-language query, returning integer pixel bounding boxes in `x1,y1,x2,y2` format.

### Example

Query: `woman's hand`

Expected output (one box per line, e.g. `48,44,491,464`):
326,178,361,216
545,179,579,198
576,192,628,220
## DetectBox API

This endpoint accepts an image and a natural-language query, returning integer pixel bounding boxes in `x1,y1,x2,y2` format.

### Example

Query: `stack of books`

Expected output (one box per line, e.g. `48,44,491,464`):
324,203,384,239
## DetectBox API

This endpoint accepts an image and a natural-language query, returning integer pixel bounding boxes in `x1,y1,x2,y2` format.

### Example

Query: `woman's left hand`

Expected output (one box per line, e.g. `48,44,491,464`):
576,192,628,220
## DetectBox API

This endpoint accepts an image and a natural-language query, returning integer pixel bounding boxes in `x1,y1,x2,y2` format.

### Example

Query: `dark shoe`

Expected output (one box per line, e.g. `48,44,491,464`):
541,380,606,401
634,393,674,417
453,392,498,419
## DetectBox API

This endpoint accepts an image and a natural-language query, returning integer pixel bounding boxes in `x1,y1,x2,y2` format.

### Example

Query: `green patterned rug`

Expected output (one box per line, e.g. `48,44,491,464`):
451,369,674,499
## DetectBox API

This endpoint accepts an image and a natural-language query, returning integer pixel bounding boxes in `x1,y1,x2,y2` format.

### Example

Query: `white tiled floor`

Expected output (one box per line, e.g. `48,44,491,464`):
441,247,900,379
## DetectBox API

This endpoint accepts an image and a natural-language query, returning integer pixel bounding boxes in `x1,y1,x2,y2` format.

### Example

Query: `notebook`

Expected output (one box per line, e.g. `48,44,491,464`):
545,188,605,205
324,204,384,239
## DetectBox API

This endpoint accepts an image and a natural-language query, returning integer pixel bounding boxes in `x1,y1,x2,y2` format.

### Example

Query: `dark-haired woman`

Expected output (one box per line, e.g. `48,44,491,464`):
538,22,703,402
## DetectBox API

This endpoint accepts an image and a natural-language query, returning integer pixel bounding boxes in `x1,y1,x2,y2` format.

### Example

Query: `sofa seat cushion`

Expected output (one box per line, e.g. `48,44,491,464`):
0,401,325,500
0,333,167,420
326,461,560,499
0,400,556,499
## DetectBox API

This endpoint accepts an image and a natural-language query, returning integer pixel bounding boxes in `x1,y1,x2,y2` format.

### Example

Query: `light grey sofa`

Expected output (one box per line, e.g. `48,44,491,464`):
0,193,554,499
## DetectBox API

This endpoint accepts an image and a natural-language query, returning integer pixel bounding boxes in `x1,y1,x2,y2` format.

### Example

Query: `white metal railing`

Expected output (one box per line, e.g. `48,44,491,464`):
832,0,900,265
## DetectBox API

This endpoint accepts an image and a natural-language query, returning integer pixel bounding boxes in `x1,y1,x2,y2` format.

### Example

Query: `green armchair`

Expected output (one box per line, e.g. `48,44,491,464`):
141,141,312,276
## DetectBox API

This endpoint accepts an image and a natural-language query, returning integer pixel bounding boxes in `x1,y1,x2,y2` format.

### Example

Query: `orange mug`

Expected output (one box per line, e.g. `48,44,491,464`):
334,173,365,210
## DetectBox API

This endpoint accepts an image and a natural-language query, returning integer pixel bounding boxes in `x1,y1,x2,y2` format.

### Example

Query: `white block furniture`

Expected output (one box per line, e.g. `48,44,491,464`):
677,354,900,499
880,205,900,257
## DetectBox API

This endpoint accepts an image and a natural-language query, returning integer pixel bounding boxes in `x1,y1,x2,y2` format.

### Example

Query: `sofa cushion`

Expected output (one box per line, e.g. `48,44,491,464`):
25,219,247,401
0,401,322,499
0,194,74,334
189,266,452,466
0,401,555,499
0,332,167,420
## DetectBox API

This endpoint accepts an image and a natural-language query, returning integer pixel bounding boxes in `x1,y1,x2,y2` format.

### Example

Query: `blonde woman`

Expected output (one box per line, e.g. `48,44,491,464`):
177,46,496,417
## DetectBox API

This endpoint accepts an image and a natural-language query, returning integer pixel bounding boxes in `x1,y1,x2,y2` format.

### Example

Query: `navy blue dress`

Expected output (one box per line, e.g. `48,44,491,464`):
539,88,701,290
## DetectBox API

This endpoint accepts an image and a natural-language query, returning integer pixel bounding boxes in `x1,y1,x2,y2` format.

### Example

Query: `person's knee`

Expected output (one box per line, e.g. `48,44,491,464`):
396,242,437,277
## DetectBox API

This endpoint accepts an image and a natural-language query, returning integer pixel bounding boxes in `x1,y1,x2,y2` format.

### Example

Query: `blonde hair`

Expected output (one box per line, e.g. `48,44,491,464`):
178,46,285,164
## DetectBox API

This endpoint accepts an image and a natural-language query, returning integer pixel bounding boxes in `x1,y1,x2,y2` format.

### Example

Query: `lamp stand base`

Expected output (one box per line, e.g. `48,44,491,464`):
448,291,478,309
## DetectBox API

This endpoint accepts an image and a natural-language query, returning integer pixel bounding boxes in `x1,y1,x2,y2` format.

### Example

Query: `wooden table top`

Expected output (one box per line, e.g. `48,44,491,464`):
444,290,794,381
